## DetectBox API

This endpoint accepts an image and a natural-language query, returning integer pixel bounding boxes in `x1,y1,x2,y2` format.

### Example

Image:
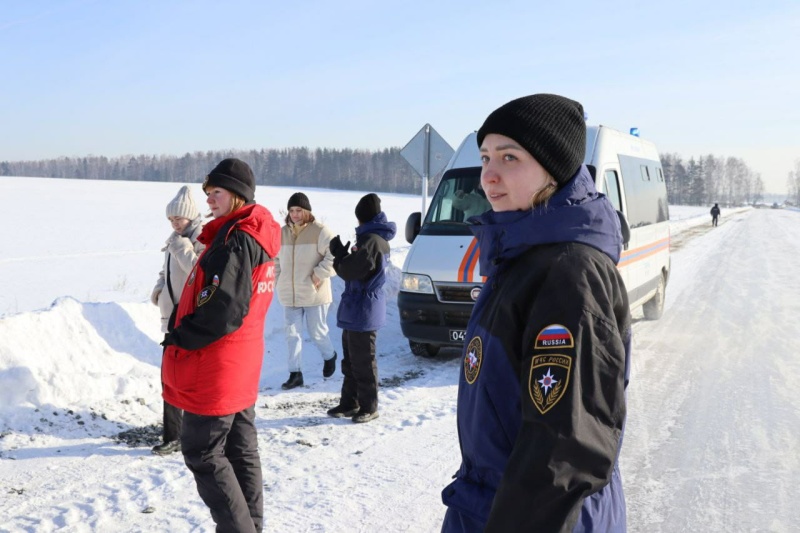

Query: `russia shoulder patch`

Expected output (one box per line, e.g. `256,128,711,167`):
528,354,572,414
534,324,574,350
463,336,483,385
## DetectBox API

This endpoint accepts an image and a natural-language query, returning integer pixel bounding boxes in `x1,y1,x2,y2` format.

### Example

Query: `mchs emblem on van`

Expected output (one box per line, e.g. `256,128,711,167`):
470,287,481,301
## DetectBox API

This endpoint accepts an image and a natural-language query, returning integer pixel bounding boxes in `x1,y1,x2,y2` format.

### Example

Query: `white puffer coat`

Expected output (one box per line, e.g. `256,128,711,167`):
275,220,336,307
151,216,205,332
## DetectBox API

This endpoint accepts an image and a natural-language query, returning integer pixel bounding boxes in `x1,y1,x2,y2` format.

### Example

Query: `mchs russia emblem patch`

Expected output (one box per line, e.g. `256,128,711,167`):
463,336,483,385
528,354,572,414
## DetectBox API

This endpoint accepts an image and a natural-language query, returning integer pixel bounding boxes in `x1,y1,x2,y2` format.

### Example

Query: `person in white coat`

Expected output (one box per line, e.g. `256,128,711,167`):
150,185,205,455
275,192,338,390
453,187,491,220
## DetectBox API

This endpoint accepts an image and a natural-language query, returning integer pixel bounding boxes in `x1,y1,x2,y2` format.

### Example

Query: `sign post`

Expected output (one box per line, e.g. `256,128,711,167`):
400,124,453,220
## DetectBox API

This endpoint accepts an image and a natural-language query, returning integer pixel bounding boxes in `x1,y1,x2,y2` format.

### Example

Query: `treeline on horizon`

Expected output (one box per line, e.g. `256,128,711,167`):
661,153,766,207
1,147,796,206
0,147,420,194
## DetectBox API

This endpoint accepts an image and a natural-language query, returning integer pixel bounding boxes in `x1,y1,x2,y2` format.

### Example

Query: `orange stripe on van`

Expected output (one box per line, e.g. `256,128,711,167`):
458,237,480,282
617,237,670,268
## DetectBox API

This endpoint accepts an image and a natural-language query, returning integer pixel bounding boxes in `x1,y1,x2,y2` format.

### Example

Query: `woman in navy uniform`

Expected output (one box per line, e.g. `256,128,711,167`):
441,94,632,532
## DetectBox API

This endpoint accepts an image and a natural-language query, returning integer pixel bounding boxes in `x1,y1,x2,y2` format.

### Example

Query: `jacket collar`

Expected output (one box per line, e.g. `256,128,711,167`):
470,166,622,278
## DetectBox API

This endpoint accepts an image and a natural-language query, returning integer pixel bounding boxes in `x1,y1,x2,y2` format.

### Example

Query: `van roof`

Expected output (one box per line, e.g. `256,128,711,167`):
446,126,661,173
586,125,660,161
446,132,480,171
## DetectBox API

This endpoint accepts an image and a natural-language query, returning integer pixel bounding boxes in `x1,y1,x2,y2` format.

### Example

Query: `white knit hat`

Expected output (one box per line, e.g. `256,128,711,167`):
166,185,199,219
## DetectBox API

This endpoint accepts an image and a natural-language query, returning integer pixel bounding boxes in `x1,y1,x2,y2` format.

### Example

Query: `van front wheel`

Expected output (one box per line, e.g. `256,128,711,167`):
643,273,666,320
410,341,439,358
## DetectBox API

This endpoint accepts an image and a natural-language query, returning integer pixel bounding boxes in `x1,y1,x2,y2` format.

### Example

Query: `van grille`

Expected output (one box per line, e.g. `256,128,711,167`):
434,283,482,304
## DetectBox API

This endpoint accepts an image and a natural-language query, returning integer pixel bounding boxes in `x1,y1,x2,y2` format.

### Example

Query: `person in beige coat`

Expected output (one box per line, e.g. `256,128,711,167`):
150,185,205,455
276,192,337,390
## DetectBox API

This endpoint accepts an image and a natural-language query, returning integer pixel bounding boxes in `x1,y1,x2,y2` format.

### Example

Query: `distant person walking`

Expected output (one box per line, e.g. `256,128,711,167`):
150,185,204,456
275,192,338,390
326,193,396,423
711,203,721,226
161,158,281,533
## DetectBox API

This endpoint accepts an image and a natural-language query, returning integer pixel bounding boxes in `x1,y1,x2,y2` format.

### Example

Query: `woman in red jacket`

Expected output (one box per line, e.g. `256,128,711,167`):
161,158,280,533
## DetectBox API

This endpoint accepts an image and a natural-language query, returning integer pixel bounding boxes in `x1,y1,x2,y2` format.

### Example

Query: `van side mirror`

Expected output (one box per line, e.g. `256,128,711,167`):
617,210,630,249
405,212,422,244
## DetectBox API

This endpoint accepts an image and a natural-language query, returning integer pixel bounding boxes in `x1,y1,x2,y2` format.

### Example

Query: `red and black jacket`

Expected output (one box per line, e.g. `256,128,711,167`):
162,203,281,416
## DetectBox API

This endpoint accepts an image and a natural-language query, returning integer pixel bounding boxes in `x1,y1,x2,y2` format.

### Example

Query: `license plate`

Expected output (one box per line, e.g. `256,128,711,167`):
449,329,466,342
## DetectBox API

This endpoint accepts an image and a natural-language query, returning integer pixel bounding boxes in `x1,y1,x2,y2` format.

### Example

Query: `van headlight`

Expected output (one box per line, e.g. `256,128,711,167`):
401,273,434,294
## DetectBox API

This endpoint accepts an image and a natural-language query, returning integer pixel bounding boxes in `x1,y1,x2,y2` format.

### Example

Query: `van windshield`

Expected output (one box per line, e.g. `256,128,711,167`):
424,167,491,225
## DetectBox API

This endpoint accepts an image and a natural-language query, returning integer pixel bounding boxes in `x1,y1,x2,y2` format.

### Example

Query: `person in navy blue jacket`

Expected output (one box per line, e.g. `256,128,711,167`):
326,193,396,423
441,94,632,532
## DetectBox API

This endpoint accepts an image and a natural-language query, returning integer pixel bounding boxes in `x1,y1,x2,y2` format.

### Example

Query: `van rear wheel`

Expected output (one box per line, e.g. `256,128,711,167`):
410,341,439,358
643,273,666,320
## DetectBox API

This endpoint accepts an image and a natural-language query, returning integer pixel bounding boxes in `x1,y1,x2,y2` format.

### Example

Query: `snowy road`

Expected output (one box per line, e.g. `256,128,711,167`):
623,208,800,532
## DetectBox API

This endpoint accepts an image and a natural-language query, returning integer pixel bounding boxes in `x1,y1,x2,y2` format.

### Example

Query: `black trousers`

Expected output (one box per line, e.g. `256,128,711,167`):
340,329,378,413
160,334,183,443
163,399,183,443
181,406,263,533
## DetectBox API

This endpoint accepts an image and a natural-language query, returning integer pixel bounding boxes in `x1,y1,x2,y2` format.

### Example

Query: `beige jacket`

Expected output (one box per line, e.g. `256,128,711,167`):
275,220,336,307
151,218,205,333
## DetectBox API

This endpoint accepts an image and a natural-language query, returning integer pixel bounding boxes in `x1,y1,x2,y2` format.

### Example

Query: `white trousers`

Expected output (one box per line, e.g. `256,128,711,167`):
284,304,336,372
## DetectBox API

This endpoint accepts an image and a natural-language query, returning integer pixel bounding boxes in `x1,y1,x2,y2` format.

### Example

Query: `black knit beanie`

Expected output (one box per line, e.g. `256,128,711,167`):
476,94,586,186
355,193,381,224
203,158,255,203
287,192,312,212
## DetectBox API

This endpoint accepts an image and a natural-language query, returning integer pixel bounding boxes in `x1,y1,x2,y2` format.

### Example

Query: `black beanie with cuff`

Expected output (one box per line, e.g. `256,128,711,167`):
355,193,381,224
203,158,256,203
287,192,312,212
476,93,586,186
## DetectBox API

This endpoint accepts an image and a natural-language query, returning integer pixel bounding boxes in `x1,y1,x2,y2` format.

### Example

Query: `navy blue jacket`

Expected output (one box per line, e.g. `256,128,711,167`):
334,212,396,332
442,166,632,532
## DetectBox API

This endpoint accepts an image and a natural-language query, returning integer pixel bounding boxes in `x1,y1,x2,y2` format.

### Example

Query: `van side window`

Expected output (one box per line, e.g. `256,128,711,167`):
657,168,664,182
603,170,622,212
619,155,668,227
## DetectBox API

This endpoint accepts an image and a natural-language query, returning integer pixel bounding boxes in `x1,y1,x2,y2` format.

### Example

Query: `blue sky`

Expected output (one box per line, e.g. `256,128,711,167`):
1,0,798,193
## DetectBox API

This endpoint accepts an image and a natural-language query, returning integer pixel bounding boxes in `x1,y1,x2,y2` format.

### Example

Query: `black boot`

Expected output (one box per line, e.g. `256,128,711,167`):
327,404,359,418
352,410,379,424
151,440,181,456
323,352,338,378
281,372,304,390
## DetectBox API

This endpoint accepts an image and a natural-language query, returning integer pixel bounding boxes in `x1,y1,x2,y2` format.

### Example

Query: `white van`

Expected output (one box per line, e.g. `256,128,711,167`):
398,126,670,356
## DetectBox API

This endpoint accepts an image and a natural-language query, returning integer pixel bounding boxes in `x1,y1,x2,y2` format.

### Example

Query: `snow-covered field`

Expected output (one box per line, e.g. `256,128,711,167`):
1,176,798,532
